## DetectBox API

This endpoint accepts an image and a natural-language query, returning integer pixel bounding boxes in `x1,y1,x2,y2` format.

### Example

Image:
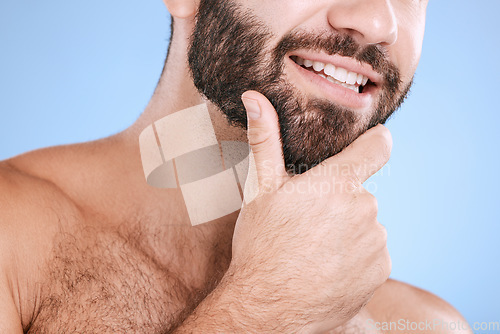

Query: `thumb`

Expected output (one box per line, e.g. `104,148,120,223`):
241,91,289,192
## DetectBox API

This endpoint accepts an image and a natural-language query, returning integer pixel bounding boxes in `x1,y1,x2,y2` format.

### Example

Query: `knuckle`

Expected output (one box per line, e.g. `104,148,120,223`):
359,192,378,217
374,250,392,284
373,124,392,142
377,223,388,244
247,127,272,147
248,134,275,156
386,256,392,276
341,173,363,191
367,193,379,213
372,126,393,158
382,249,392,278
367,222,387,251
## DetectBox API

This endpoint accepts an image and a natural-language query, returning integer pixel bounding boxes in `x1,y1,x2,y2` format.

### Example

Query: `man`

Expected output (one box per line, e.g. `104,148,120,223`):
0,0,470,333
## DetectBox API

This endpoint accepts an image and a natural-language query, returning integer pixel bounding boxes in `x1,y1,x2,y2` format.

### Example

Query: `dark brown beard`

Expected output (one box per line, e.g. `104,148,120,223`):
188,0,412,174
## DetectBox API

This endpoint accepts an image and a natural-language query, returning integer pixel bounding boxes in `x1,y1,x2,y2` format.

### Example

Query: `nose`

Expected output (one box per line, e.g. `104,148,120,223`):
326,0,398,46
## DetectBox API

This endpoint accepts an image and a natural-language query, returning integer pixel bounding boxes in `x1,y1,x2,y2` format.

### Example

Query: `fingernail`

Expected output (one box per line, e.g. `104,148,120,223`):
242,97,261,120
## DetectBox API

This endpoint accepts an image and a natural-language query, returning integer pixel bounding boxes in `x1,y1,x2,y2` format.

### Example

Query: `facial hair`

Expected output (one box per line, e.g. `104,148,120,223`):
188,0,412,174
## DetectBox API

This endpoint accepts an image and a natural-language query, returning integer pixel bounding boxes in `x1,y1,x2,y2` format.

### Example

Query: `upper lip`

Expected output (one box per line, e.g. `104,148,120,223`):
288,50,383,85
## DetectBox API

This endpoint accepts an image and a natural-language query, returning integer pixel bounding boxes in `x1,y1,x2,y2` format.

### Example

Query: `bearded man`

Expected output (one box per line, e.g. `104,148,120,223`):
0,0,470,333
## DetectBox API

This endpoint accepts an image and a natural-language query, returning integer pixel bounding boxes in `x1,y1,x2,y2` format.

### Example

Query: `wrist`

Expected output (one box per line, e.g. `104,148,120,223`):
213,265,315,333
173,265,313,333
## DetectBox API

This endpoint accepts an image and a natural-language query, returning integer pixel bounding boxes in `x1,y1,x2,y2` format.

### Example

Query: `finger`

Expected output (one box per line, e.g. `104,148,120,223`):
317,124,393,186
241,91,289,192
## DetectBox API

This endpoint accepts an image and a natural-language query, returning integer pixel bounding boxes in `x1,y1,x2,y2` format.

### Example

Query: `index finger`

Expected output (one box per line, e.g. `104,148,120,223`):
315,124,393,186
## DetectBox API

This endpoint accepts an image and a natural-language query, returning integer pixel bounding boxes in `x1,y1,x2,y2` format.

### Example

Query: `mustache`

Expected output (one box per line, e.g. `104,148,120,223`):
272,31,402,94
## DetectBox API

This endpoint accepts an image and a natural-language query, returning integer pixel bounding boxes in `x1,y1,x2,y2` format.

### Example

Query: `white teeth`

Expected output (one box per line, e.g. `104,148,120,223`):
346,71,358,85
312,61,325,72
356,73,364,85
324,63,336,77
294,56,371,93
333,67,348,83
341,82,359,93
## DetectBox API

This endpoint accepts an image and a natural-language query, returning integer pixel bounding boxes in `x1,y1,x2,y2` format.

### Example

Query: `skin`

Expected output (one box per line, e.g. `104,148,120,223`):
0,0,472,333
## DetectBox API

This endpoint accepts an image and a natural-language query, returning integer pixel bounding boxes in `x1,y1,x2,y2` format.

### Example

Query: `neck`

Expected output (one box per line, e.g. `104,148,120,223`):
127,19,246,143
117,18,246,290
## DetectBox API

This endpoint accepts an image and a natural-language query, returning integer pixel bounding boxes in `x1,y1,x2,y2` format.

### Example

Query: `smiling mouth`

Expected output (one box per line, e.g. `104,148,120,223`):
290,56,377,94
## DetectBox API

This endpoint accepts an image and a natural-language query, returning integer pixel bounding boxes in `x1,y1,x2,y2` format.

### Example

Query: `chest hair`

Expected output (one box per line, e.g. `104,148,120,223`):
26,222,226,334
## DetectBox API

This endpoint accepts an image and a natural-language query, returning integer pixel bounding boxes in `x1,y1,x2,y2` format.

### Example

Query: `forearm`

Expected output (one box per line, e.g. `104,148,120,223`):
171,269,311,333
171,275,245,333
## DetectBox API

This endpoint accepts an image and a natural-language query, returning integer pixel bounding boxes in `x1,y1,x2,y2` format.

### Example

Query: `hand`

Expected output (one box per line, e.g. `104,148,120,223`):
227,91,392,333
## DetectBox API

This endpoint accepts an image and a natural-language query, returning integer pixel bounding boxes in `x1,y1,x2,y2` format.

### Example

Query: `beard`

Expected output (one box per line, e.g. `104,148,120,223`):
188,0,412,174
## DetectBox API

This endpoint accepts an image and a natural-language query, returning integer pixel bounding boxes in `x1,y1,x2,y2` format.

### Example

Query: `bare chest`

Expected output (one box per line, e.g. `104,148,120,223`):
26,224,213,334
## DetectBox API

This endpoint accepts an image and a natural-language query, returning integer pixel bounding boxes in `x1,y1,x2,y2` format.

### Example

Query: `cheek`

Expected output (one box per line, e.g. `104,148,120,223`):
392,8,427,83
243,0,321,38
391,24,425,84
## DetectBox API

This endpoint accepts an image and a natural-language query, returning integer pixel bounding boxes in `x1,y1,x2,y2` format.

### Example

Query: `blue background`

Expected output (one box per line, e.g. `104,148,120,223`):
0,0,498,329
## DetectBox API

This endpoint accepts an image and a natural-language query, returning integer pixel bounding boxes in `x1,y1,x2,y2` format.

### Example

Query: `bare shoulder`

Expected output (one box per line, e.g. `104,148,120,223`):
0,268,23,333
0,161,84,330
0,159,82,227
3,136,148,226
0,162,26,331
0,159,83,273
366,279,472,333
0,158,84,258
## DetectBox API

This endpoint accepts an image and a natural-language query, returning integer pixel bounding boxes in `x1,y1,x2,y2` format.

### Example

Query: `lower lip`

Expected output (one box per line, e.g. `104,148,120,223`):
286,57,377,110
